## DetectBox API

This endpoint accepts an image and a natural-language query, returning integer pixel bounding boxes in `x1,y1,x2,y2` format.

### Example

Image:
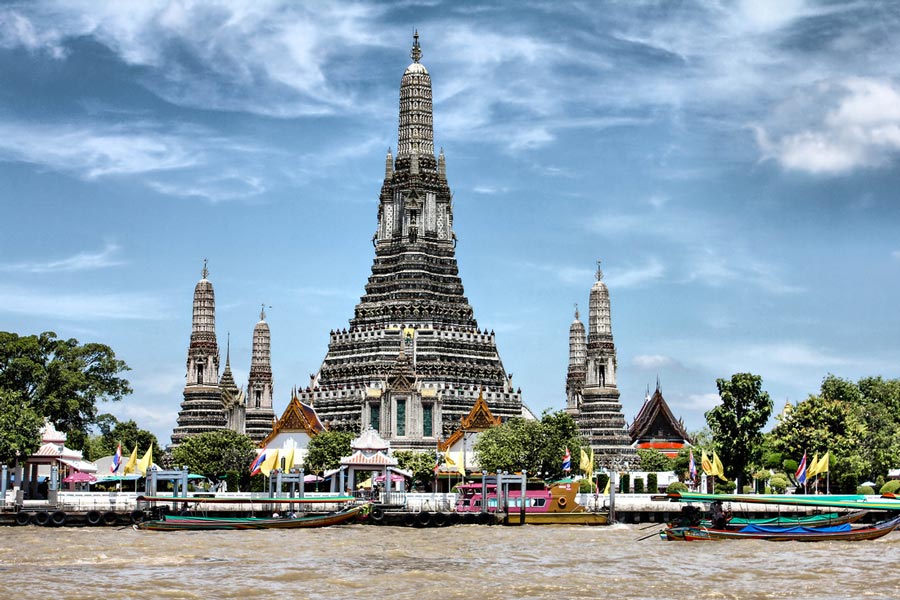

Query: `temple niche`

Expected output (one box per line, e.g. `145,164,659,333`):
295,34,524,451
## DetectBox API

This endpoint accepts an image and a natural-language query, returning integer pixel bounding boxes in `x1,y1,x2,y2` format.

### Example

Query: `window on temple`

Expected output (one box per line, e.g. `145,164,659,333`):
196,364,204,384
371,404,380,432
423,404,433,437
599,364,606,386
396,399,406,436
255,390,261,408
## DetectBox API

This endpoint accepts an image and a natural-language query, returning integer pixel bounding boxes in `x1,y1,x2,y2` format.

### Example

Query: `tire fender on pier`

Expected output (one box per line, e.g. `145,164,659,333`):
34,511,51,526
370,507,385,523
403,512,416,527
86,510,103,526
14,512,31,526
103,511,118,526
130,510,145,524
414,511,432,527
50,511,67,527
432,512,447,527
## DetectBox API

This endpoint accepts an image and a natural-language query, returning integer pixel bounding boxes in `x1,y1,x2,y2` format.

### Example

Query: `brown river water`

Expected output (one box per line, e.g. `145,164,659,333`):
1,523,898,599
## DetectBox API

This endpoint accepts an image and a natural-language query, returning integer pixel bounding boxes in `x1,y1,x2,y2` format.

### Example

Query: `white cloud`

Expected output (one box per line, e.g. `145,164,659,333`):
679,392,721,411
605,257,665,288
755,78,900,174
472,185,510,195
893,250,900,261
147,173,266,203
0,284,169,320
0,242,123,273
632,354,681,370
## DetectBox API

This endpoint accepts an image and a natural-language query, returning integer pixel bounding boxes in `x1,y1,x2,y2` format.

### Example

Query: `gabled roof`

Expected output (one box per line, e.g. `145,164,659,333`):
258,394,326,448
438,390,501,452
387,350,416,392
628,384,692,445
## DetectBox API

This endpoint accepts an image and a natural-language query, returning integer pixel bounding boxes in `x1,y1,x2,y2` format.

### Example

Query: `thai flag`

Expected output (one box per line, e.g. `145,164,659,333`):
689,449,697,481
110,443,122,474
795,452,808,485
249,450,267,476
562,447,572,472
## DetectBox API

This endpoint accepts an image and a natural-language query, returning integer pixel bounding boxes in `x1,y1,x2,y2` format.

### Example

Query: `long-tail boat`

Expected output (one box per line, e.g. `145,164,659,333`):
454,481,609,525
661,514,900,541
134,502,371,531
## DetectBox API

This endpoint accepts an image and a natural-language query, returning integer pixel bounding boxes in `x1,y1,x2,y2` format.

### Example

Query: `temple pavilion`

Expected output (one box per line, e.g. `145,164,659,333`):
628,381,692,458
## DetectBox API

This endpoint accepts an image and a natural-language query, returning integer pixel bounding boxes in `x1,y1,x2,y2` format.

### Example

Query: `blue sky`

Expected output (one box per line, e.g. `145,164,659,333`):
1,1,899,446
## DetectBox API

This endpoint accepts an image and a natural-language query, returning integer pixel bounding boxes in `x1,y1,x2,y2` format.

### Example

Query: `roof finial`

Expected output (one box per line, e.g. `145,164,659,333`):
202,258,209,279
410,29,422,63
574,302,579,320
656,375,661,392
225,332,231,366
596,259,603,281
260,303,266,321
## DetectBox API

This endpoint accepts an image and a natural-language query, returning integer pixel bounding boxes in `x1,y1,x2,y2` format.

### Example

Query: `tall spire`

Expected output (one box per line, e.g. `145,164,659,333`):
589,259,612,342
397,31,434,158
202,258,209,280
260,303,266,322
225,331,231,366
411,29,422,63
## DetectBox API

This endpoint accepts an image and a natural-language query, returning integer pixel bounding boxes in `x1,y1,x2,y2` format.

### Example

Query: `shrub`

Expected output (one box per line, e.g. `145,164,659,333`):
769,473,789,493
667,481,688,493
742,485,753,493
596,473,609,493
620,473,630,494
857,485,875,495
647,473,658,494
224,470,240,493
879,480,900,495
579,478,593,493
633,477,644,494
714,480,736,494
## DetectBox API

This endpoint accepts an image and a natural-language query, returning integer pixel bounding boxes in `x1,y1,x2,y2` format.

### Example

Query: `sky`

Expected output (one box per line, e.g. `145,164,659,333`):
1,0,899,447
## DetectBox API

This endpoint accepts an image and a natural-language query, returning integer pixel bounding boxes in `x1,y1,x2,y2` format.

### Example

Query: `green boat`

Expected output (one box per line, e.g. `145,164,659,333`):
134,502,371,531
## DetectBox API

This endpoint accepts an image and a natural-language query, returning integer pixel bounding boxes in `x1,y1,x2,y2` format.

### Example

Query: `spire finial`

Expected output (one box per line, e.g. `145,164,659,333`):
202,258,209,279
656,375,661,392
410,30,422,63
260,303,266,321
596,259,603,281
574,302,579,320
225,332,231,366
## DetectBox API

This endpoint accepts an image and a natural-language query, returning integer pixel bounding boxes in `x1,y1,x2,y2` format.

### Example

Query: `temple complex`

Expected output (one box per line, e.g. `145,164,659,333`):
171,261,226,446
171,264,276,447
294,34,523,451
629,381,692,458
565,262,638,469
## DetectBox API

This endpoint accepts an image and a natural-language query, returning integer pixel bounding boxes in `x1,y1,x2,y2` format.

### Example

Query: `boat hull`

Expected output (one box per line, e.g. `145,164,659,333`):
663,514,900,542
135,503,370,531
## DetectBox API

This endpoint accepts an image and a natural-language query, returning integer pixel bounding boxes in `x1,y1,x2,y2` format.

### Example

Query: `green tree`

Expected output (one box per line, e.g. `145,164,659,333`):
0,331,131,450
705,373,772,490
770,388,868,493
394,450,438,490
637,448,674,472
84,417,161,462
0,389,44,464
473,411,585,479
303,430,355,472
171,429,256,484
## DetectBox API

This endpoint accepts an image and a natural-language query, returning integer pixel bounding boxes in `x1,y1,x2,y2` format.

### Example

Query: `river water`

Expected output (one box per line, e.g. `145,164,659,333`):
1,523,898,599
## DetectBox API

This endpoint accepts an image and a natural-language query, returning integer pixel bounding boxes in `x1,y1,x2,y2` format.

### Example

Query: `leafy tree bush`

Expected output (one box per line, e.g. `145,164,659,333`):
619,473,630,493
880,480,900,495
0,389,43,464
714,480,736,494
857,485,875,495
394,450,438,490
0,331,131,459
579,478,593,493
633,477,644,494
637,448,673,472
596,473,609,492
666,481,688,493
706,373,772,491
769,473,789,493
171,429,256,487
647,472,658,493
304,430,355,472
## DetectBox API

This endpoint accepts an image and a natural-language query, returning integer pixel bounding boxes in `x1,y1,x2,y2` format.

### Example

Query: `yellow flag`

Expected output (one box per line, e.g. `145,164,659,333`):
818,451,829,474
701,450,713,476
136,446,153,476
283,446,295,472
712,452,727,481
444,450,465,476
603,477,610,494
260,449,279,477
807,453,820,477
580,448,591,476
123,446,138,475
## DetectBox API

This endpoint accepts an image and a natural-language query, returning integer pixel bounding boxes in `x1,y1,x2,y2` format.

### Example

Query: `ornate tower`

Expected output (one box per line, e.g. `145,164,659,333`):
572,261,637,468
565,305,586,413
245,305,276,443
296,33,522,450
220,334,246,435
171,261,225,447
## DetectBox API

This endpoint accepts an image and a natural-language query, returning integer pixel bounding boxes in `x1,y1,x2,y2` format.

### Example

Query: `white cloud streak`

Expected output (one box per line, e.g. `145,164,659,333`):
632,354,682,370
0,284,169,320
0,242,123,273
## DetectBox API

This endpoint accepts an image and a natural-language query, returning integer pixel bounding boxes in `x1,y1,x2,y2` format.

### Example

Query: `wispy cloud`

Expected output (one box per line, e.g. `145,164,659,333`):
632,354,682,370
0,284,169,320
0,242,123,273
605,257,665,289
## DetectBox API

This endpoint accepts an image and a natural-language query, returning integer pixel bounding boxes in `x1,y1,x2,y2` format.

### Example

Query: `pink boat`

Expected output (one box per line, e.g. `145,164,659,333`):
454,481,609,525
